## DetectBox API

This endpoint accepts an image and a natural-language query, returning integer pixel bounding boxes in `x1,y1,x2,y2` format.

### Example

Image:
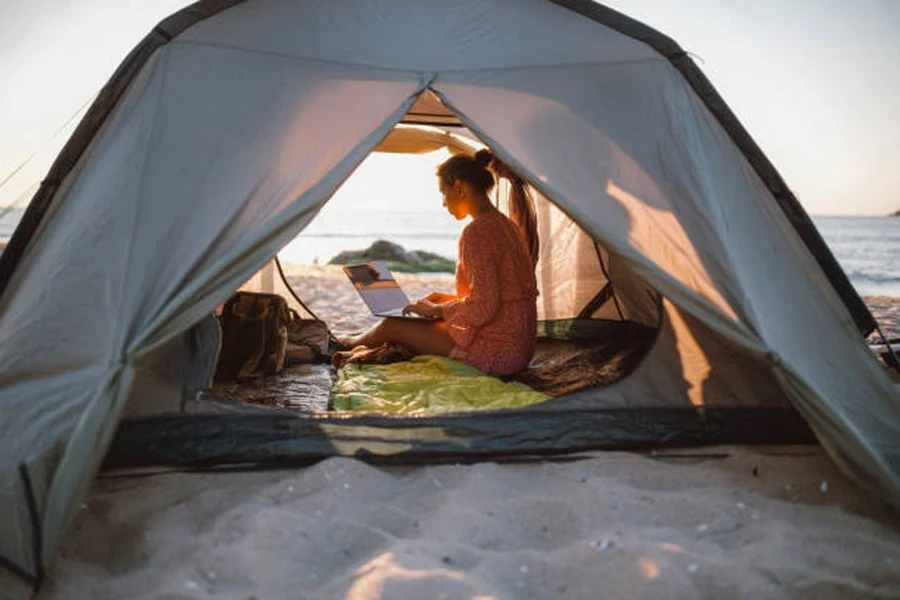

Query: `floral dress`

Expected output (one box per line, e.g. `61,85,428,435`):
442,210,538,376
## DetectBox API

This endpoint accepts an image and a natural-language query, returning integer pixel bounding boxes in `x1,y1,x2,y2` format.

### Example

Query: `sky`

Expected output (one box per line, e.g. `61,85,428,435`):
1,0,898,216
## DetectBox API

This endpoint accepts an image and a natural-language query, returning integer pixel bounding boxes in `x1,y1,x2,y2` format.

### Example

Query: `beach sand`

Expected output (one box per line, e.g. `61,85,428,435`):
284,264,900,341
282,264,458,334
38,266,900,599
43,449,900,599
863,296,900,340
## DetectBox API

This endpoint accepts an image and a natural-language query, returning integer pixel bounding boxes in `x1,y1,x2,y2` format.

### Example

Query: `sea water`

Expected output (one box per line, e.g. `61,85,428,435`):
1,208,898,297
277,207,464,267
812,216,900,297
278,214,900,296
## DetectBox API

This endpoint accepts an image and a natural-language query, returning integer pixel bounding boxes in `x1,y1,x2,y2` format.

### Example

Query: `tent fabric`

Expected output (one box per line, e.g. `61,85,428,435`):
432,67,899,494
176,0,660,71
0,38,428,585
528,184,660,326
0,0,872,334
0,0,248,302
549,0,873,335
0,1,897,595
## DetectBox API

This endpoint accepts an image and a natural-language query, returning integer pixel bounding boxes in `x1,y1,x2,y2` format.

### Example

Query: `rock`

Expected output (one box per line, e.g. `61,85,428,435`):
328,240,455,273
330,240,410,264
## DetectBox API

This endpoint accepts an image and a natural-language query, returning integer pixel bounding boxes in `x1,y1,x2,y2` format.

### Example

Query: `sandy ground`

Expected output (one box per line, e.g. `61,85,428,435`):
42,449,900,599
282,264,458,334
863,296,900,340
281,264,900,335
36,267,900,599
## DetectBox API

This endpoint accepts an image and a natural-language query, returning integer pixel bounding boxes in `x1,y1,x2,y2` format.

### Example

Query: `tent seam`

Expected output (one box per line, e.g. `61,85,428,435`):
111,47,172,364
418,56,667,74
153,25,174,42
0,554,36,588
19,464,44,592
170,38,666,74
771,365,900,511
593,241,626,320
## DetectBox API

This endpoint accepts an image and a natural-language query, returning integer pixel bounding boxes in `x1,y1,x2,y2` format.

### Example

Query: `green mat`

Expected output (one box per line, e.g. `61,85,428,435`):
330,355,551,414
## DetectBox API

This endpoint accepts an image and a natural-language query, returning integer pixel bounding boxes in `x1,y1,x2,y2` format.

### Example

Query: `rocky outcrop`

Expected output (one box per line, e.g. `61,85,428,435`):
328,240,455,273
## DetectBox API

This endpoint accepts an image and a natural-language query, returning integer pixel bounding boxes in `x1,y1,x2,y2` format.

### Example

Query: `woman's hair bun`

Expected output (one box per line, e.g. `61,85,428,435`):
473,149,493,168
436,149,496,194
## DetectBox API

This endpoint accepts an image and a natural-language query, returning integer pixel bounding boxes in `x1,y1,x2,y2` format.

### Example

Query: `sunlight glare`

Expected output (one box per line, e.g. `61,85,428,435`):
638,557,660,580
345,552,468,599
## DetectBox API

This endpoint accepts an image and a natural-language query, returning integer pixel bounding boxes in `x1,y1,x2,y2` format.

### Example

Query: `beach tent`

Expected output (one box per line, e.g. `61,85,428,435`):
1,0,899,595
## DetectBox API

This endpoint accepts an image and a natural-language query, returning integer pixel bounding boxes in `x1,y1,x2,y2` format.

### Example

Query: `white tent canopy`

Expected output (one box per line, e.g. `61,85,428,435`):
0,1,897,596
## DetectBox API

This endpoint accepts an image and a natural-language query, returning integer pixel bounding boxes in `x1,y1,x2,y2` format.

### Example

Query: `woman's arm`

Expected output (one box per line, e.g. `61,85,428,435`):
442,225,500,332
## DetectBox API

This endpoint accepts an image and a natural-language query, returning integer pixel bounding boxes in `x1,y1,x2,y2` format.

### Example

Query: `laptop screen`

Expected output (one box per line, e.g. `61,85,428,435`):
343,262,411,315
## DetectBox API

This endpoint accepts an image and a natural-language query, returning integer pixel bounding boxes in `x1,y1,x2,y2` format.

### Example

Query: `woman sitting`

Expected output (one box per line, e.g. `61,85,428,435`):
338,150,538,376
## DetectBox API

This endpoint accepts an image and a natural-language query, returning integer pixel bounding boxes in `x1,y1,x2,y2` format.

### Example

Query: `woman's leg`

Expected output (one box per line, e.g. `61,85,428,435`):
344,318,454,356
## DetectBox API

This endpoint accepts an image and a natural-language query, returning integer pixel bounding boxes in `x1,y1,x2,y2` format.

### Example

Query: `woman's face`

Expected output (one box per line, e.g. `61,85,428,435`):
440,178,466,220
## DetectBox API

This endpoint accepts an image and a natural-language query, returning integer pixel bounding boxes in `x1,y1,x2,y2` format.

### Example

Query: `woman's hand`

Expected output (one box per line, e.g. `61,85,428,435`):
403,299,442,319
424,291,456,304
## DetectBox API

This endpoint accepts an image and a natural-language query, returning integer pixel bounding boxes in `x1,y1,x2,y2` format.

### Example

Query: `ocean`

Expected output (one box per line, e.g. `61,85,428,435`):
278,207,465,268
812,216,900,297
1,208,898,297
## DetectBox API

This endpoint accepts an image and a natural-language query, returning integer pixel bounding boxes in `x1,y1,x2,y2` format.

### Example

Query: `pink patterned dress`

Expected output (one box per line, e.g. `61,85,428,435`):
442,210,538,376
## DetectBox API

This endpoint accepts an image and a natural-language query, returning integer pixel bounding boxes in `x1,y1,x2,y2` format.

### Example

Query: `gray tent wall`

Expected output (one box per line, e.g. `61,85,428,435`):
0,1,897,597
0,33,431,599
0,0,876,334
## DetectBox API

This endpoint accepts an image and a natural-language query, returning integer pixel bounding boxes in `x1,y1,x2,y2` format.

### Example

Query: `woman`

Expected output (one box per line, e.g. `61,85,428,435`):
338,150,538,376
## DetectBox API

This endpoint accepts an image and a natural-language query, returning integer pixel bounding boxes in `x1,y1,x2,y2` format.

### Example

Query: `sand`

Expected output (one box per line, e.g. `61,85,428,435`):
864,296,900,340
37,267,900,599
42,449,900,599
283,264,900,340
281,264,458,334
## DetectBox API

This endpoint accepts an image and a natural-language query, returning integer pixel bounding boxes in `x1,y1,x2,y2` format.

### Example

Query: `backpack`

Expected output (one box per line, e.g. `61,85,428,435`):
214,292,292,381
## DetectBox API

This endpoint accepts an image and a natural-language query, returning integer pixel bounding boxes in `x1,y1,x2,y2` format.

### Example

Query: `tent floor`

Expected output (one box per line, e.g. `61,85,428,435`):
202,323,659,413
206,362,335,412
108,321,819,469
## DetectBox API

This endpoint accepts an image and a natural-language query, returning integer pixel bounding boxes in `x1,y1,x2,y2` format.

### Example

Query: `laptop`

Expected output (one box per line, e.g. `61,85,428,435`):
343,261,437,320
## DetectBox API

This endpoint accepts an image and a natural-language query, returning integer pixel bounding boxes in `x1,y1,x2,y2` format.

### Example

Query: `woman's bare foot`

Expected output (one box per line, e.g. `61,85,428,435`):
334,333,365,350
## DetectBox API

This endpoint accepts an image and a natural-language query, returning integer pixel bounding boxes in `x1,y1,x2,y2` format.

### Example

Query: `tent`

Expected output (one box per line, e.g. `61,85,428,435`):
1,0,898,595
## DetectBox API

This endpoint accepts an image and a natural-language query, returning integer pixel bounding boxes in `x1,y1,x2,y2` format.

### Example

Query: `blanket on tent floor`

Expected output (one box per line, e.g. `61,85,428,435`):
206,362,334,412
205,322,656,413
330,355,551,413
